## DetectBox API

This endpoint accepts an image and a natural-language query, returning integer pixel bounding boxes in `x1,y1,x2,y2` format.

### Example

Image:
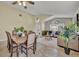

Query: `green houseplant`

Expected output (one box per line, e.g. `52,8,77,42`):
15,26,24,32
58,22,76,55
15,26,26,37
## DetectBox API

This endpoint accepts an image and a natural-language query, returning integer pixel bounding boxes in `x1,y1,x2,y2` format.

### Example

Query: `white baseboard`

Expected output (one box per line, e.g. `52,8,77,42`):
0,39,7,46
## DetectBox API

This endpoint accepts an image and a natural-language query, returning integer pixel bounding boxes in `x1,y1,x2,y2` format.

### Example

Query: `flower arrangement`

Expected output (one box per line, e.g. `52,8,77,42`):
15,26,26,37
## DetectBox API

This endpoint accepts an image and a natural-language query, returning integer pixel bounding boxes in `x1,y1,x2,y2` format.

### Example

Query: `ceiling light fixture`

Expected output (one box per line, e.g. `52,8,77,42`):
17,1,22,5
12,1,34,9
18,1,26,6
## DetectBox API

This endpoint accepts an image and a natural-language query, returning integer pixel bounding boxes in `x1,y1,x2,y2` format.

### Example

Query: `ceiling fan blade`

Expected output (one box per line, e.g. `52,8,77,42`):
12,1,17,5
27,1,34,5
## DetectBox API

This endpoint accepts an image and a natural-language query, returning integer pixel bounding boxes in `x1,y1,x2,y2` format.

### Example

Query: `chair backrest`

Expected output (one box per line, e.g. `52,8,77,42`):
5,31,12,45
24,32,28,45
27,32,36,45
24,31,27,36
12,30,17,35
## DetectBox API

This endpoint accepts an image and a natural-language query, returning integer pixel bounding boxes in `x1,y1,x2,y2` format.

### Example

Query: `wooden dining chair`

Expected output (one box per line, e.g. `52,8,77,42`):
20,32,28,56
5,31,18,57
6,31,10,52
21,31,37,56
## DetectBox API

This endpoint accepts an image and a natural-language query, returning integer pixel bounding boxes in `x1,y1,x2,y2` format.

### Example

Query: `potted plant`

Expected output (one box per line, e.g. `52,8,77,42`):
15,26,25,37
58,23,76,55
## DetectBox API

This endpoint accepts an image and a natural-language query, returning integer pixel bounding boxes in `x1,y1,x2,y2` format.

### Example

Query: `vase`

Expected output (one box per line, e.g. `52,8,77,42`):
17,32,22,37
18,33,22,37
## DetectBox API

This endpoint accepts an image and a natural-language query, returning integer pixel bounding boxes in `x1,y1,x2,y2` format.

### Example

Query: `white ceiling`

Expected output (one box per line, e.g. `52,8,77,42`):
0,1,79,16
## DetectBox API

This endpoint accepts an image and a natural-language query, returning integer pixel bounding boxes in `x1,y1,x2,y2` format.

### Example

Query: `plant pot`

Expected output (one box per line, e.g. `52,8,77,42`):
64,48,70,55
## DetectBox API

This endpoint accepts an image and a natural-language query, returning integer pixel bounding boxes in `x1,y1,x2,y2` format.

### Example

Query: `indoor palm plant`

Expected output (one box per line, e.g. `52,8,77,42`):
58,22,76,55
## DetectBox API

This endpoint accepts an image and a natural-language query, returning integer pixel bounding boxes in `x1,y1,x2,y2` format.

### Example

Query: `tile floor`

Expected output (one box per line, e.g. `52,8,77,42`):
0,37,79,57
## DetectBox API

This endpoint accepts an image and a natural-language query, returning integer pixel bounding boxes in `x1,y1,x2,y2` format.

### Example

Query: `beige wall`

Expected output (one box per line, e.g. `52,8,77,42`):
0,3,36,40
36,16,49,30
0,3,49,41
38,16,49,22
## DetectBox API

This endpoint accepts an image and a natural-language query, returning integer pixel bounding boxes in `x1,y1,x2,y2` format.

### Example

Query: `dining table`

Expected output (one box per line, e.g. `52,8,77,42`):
11,34,27,57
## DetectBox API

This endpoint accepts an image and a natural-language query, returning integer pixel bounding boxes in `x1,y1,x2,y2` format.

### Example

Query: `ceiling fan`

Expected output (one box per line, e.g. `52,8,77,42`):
12,1,34,9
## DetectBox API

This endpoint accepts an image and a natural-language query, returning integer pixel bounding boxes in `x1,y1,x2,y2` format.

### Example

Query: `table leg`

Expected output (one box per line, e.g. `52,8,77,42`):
16,46,19,57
